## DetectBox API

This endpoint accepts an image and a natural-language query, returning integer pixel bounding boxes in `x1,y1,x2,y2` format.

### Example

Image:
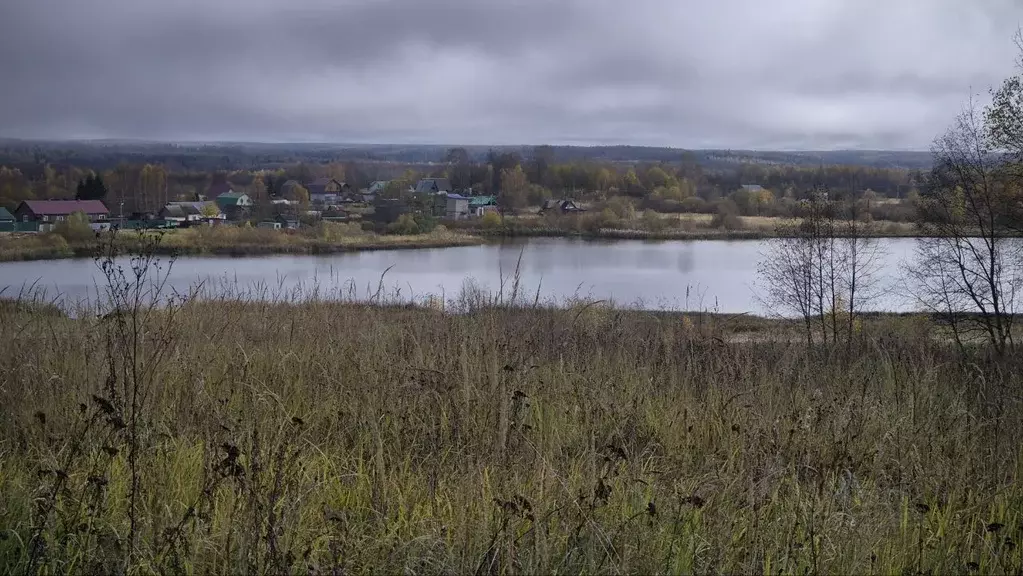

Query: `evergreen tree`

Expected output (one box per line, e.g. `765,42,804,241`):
75,174,108,201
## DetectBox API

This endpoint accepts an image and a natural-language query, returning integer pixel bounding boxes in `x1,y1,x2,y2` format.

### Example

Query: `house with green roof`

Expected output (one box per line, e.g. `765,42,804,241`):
214,192,253,221
469,195,498,217
0,207,14,223
215,192,252,211
469,196,496,208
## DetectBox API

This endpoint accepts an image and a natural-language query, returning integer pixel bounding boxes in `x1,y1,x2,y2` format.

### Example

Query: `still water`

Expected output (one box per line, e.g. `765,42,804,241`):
0,238,919,314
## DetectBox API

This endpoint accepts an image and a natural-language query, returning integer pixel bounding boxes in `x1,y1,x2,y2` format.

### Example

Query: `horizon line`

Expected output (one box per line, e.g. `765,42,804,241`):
0,137,933,155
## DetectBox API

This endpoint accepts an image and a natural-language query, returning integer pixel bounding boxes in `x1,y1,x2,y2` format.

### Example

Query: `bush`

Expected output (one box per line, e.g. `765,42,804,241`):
412,213,437,234
641,210,668,232
52,211,95,243
605,196,636,220
710,200,743,230
480,211,503,229
579,208,620,233
387,214,420,235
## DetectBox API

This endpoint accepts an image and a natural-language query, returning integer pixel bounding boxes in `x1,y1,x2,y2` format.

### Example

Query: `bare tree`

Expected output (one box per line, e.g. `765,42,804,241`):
838,202,886,353
907,97,1022,355
758,225,816,345
758,187,885,348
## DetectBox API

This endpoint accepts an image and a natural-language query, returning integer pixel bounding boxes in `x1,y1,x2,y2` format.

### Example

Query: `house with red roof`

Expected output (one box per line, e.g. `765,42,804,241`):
14,200,110,231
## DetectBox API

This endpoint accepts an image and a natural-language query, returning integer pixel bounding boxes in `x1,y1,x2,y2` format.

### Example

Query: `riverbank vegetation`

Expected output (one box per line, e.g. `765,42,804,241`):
0,207,919,263
0,222,482,262
448,205,918,240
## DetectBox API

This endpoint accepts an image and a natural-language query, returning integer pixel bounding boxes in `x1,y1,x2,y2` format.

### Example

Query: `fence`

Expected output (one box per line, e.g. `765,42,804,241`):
0,222,39,233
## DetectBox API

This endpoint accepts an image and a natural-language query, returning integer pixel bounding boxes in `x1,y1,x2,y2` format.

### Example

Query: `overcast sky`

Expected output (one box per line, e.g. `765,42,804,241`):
0,0,1020,150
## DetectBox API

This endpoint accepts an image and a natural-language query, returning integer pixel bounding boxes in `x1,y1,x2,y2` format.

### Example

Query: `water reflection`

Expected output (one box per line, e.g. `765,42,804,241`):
0,238,919,314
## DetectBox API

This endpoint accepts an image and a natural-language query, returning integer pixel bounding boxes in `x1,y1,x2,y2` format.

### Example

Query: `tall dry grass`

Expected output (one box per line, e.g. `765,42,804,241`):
1,247,1022,574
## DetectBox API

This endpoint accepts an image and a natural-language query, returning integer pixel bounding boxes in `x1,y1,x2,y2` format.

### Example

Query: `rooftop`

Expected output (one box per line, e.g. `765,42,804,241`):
415,178,452,193
20,200,109,215
468,195,497,206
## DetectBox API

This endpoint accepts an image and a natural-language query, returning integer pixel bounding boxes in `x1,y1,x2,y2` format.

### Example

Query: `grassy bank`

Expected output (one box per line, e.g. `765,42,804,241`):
0,225,483,262
453,212,920,241
0,213,929,263
1,284,1021,574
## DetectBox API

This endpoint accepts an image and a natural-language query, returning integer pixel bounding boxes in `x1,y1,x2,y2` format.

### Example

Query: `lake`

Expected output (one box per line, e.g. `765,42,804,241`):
0,237,920,314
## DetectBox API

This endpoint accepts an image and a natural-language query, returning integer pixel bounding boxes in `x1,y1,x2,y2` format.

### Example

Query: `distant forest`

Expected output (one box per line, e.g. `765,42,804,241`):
0,140,934,172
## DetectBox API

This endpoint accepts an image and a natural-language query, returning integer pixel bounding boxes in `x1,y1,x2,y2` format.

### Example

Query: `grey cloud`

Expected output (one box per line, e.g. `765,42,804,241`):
0,0,1020,149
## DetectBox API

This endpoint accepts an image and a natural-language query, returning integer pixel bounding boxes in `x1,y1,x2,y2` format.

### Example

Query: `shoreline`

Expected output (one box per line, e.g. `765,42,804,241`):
474,226,924,241
0,223,944,263
0,232,487,262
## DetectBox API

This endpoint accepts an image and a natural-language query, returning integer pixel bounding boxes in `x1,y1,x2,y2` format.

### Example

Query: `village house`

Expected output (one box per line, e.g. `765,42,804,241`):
415,178,452,195
158,203,202,224
469,195,498,217
444,193,470,219
161,201,224,224
14,200,110,231
255,214,299,230
275,214,301,230
540,199,585,214
213,192,251,221
1,212,42,233
306,178,350,205
215,192,252,211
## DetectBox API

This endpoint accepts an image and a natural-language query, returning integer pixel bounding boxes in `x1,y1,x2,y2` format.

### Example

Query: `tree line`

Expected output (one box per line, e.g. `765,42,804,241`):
0,150,919,219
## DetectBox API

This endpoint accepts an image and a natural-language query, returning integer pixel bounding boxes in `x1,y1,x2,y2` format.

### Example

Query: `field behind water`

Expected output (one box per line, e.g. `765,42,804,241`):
1,292,1022,574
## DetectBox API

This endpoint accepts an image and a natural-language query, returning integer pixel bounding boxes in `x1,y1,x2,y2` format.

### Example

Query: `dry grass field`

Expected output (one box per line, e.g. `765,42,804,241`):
1,260,1021,574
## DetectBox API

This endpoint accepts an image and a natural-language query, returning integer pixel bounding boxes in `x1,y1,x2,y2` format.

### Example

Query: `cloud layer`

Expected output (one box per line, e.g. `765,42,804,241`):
0,0,1020,149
